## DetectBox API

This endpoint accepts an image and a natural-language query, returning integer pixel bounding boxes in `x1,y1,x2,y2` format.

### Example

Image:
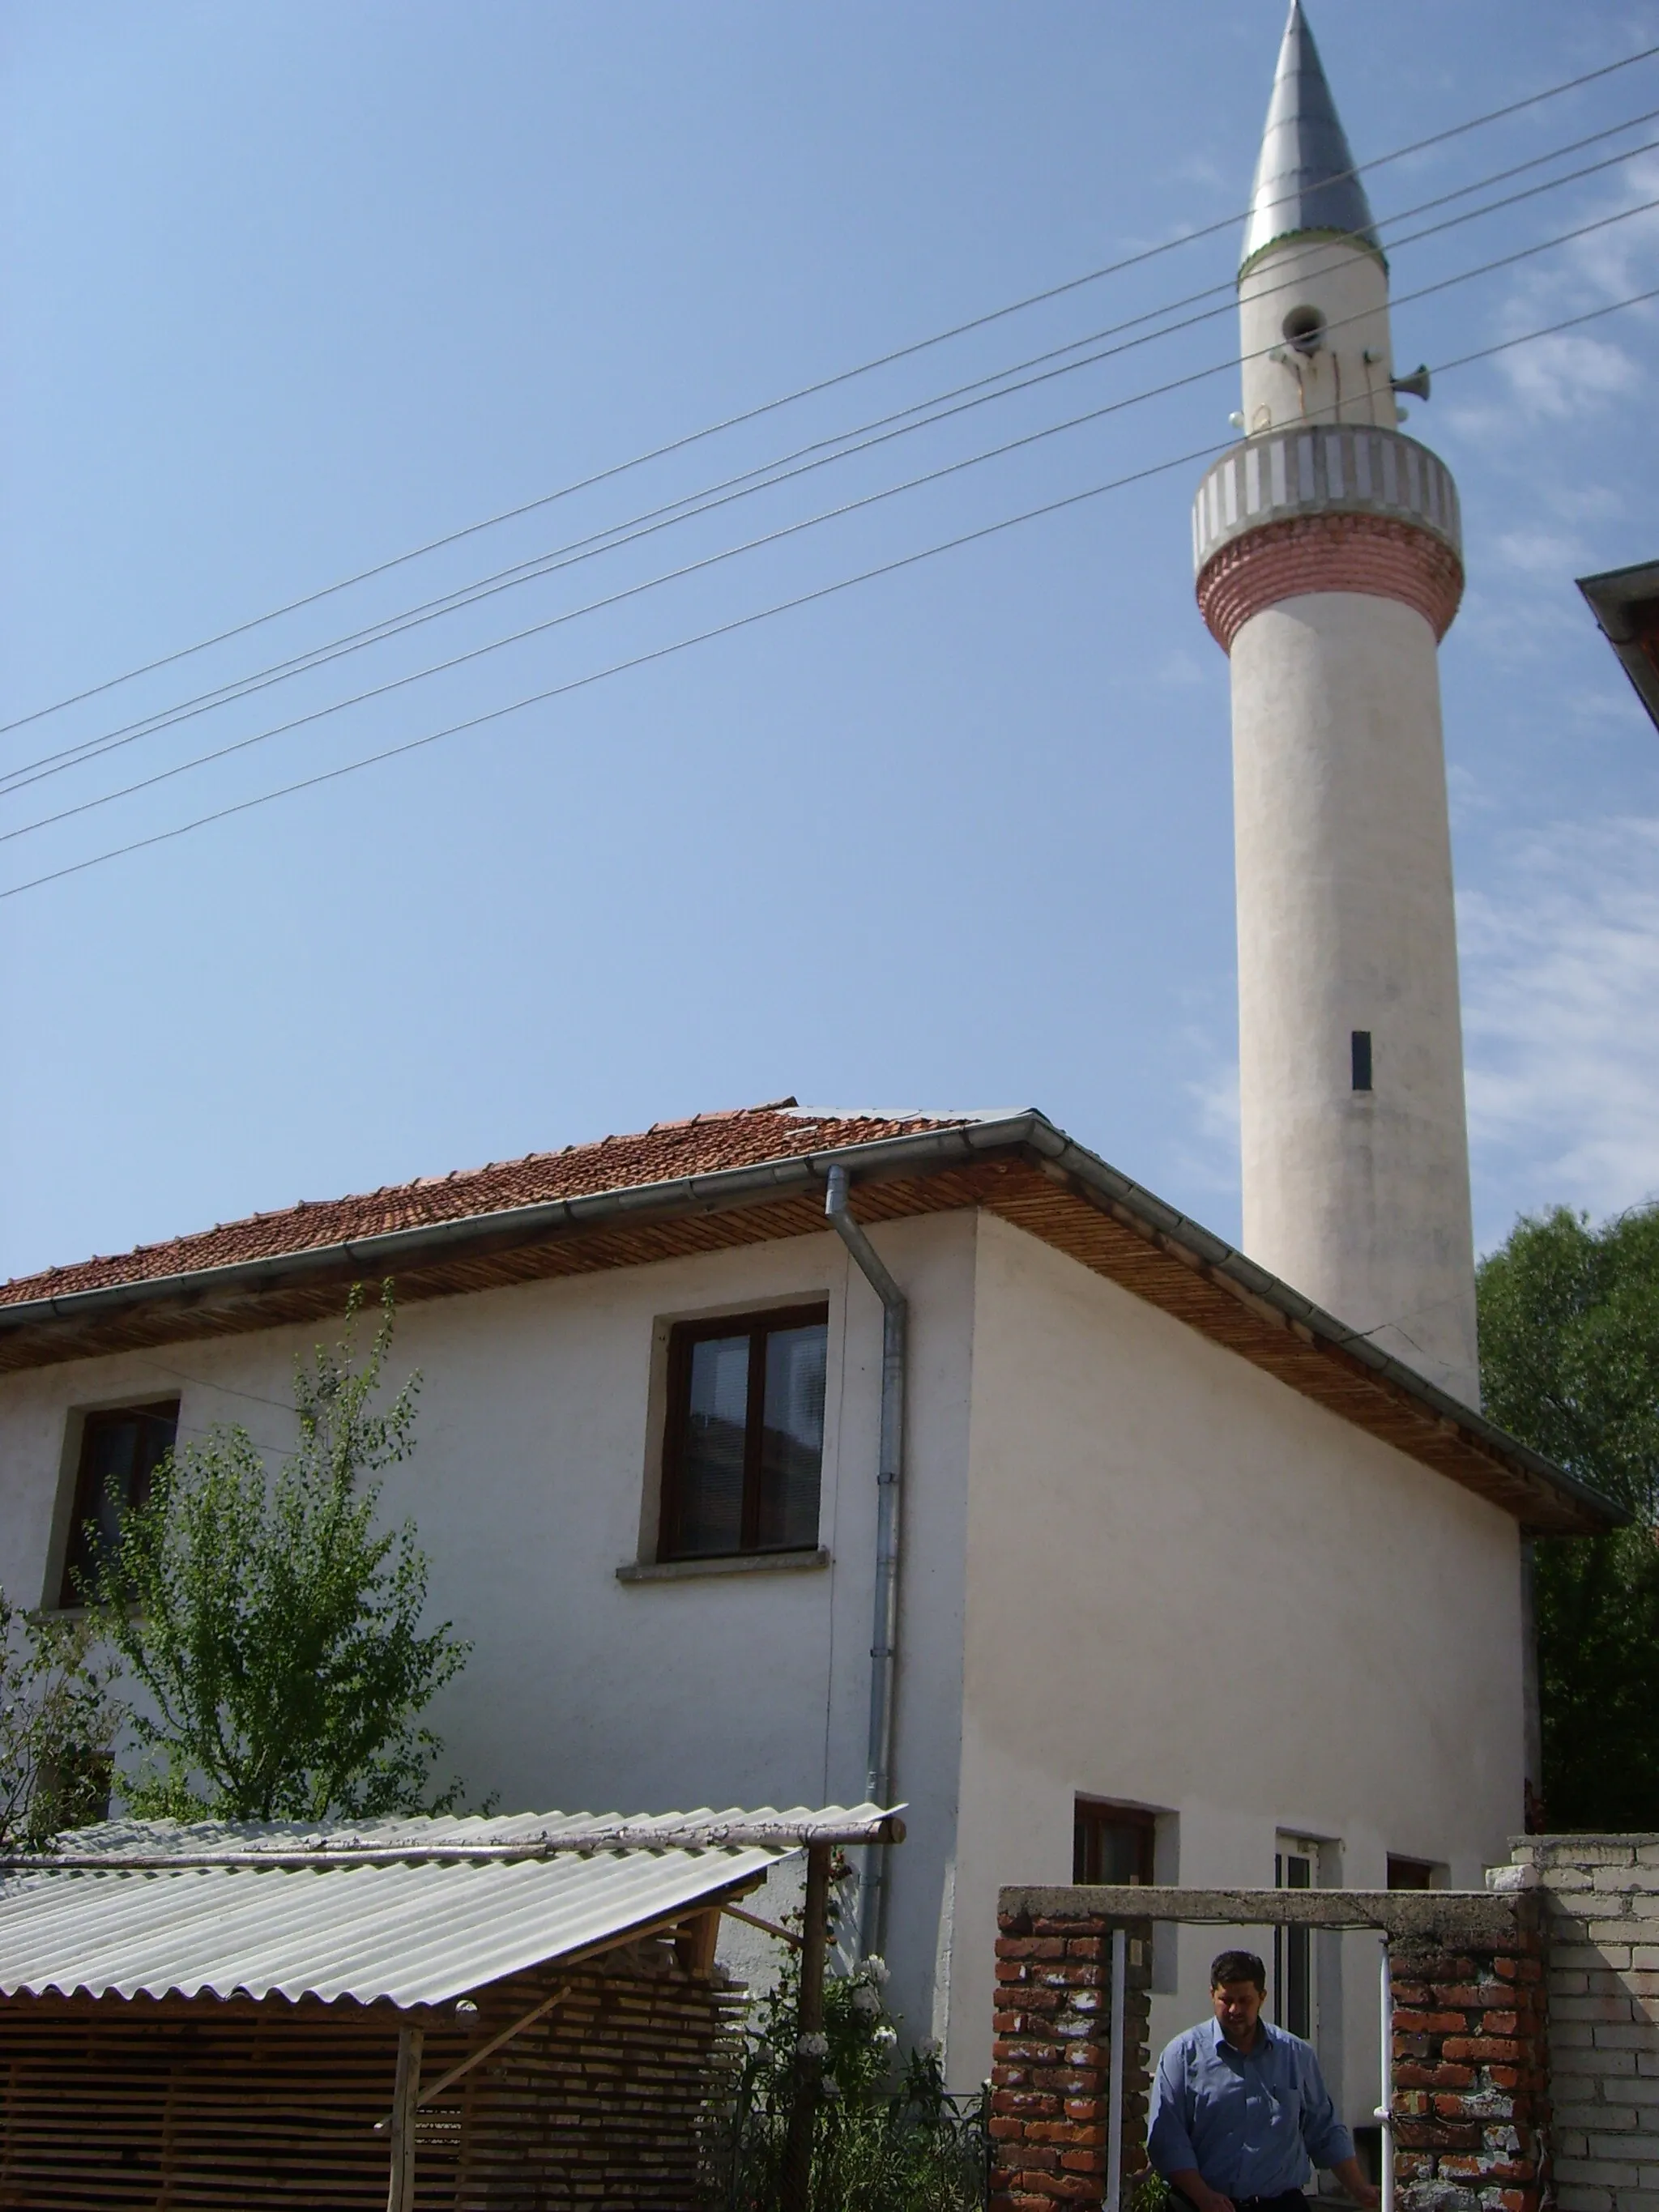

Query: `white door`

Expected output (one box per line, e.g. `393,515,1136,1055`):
1274,1833,1318,2042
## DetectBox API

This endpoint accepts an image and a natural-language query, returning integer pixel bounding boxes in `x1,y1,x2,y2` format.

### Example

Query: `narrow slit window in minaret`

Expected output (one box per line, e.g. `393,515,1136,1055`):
1351,1030,1373,1092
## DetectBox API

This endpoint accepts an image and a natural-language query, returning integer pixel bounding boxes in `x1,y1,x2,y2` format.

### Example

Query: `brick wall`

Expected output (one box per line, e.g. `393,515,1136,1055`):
991,1903,1152,2210
1390,1921,1550,2212
1194,510,1465,649
1505,1835,1659,2212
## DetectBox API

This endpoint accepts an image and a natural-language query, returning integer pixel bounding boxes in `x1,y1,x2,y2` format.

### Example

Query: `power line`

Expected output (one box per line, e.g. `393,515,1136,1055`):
5,281,1653,907
11,127,1658,810
17,105,1659,801
8,192,1655,855
2,35,1654,743
7,192,1656,852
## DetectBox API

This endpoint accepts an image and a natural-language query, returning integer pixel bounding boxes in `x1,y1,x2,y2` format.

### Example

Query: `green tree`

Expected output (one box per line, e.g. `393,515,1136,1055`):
92,1286,471,1822
1477,1202,1659,1829
0,1596,121,1848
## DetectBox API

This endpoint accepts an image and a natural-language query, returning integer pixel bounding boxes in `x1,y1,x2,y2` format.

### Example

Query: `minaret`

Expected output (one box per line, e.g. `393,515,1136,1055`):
1192,0,1479,1406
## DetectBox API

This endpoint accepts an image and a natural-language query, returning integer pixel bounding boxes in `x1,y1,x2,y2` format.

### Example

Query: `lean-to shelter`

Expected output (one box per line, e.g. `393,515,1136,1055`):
0,1802,901,2208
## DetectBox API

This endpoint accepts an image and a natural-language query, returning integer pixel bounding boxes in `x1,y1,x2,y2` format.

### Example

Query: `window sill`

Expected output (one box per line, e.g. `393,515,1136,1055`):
616,1547,830,1585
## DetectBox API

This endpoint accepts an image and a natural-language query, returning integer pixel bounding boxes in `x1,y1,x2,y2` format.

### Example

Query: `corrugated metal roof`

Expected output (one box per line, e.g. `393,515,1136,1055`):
0,1805,885,2009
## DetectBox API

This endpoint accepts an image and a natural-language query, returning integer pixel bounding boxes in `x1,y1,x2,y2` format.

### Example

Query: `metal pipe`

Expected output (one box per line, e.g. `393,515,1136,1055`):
0,1813,909,1873
1376,1937,1395,2212
1105,1926,1128,2212
825,1162,907,1960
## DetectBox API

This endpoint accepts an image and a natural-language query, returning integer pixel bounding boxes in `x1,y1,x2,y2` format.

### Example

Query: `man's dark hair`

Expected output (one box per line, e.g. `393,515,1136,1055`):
1210,1949,1267,1992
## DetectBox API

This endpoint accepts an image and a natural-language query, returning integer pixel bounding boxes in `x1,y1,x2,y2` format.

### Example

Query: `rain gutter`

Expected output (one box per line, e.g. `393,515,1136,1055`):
0,1809,911,1873
824,1163,906,1961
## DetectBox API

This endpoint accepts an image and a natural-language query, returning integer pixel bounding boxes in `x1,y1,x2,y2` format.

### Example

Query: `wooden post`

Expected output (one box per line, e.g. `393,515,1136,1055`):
386,2022,423,2212
780,1842,832,2212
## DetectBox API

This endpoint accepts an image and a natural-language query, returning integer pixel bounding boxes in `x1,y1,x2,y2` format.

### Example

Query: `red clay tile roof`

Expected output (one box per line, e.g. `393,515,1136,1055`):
0,1101,963,1308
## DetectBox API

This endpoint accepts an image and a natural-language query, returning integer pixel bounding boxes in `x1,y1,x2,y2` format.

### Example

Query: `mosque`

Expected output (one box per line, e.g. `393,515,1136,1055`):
0,0,1613,2115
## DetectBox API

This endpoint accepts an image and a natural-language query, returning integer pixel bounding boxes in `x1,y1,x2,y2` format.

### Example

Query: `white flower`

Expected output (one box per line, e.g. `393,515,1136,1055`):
797,2031,830,2058
821,2076,842,2099
918,2037,942,2060
873,2024,898,2049
862,1954,889,1985
851,1983,881,2014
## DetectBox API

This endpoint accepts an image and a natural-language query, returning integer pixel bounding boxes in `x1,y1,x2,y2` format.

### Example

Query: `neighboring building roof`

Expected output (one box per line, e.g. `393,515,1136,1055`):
0,1804,894,2008
1241,0,1382,273
1578,558,1659,732
0,1100,1617,1537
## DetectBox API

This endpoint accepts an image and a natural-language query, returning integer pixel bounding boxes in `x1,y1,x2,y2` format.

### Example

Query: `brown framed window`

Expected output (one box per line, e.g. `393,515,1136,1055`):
659,1305,828,1561
58,1400,178,1607
1387,1855,1437,1890
1073,1799,1157,1886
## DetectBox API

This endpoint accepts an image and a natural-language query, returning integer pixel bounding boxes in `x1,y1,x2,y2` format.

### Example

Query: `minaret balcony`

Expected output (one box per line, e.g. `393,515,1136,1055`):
1192,424,1464,650
1192,424,1460,575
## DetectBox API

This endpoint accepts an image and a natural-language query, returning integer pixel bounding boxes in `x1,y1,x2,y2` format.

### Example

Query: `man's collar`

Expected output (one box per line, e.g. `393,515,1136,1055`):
1209,2014,1274,2056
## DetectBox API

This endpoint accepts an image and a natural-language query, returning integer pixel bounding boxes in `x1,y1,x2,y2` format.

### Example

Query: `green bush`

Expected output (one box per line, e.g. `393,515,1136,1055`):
92,1286,472,1822
709,1874,986,2210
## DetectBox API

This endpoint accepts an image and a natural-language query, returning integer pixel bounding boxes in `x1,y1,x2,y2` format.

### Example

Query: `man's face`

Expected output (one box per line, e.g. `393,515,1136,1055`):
1212,1977,1265,2045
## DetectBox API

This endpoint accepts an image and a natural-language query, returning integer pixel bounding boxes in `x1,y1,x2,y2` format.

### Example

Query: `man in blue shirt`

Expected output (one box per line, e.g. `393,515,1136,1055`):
1148,1949,1380,2212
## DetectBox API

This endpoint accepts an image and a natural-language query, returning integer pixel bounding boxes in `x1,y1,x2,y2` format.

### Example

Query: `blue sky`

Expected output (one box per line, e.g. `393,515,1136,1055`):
2,0,1657,1283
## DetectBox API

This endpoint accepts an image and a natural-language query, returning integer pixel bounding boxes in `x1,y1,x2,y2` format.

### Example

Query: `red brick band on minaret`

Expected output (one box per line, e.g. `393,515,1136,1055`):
1196,511,1465,652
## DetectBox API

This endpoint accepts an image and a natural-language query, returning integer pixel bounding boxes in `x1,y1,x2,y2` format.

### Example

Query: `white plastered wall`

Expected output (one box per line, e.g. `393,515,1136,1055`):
1239,236,1397,436
1233,589,1479,1407
0,1209,979,2045
949,1210,1525,2115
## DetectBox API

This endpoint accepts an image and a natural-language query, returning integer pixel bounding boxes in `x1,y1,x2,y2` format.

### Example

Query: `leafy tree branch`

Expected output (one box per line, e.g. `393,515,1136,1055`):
0,1596,121,1848
94,1285,472,1822
1478,1201,1659,1830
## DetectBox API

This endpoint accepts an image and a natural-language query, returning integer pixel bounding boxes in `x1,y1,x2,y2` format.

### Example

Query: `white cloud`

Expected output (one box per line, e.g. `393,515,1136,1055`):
1461,816,1659,1244
1491,523,1589,577
1444,148,1659,437
1170,1048,1241,1204
1495,329,1641,421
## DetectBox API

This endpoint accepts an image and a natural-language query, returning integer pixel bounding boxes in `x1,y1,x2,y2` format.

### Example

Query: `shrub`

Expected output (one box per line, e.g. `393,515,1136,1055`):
710,1871,986,2210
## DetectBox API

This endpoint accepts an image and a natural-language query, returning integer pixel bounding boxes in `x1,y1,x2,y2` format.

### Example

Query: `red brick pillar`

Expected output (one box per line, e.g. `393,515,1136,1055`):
992,1904,1151,2210
1390,1919,1550,2212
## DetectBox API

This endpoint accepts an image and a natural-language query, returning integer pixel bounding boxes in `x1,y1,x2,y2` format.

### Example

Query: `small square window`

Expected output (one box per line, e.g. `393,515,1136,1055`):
1073,1799,1156,1886
1387,1855,1438,1890
58,1400,178,1608
659,1306,828,1562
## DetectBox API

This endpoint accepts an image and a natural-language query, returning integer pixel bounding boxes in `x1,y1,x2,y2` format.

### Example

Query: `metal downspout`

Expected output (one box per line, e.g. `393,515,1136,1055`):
824,1164,906,1960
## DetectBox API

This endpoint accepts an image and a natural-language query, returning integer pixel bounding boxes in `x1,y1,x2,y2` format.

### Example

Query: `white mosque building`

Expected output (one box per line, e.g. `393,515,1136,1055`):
0,0,1611,2116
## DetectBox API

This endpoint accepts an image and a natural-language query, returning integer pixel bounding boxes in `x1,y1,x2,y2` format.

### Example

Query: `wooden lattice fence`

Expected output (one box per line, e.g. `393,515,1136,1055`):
0,1928,744,2208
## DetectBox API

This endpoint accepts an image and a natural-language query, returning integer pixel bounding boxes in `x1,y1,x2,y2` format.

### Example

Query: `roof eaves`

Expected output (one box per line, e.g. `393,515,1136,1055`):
0,1108,1612,1537
1578,559,1659,734
0,1112,1043,1336
1024,1120,1623,1534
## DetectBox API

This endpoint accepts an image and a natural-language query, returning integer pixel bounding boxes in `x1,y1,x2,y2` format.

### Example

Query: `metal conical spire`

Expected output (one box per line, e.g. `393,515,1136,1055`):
1241,0,1381,271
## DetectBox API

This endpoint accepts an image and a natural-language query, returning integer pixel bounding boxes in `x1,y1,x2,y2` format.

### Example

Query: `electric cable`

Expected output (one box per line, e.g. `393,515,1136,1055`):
14,102,1658,804
11,130,1658,809
4,279,1653,906
2,35,1654,741
7,191,1656,852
